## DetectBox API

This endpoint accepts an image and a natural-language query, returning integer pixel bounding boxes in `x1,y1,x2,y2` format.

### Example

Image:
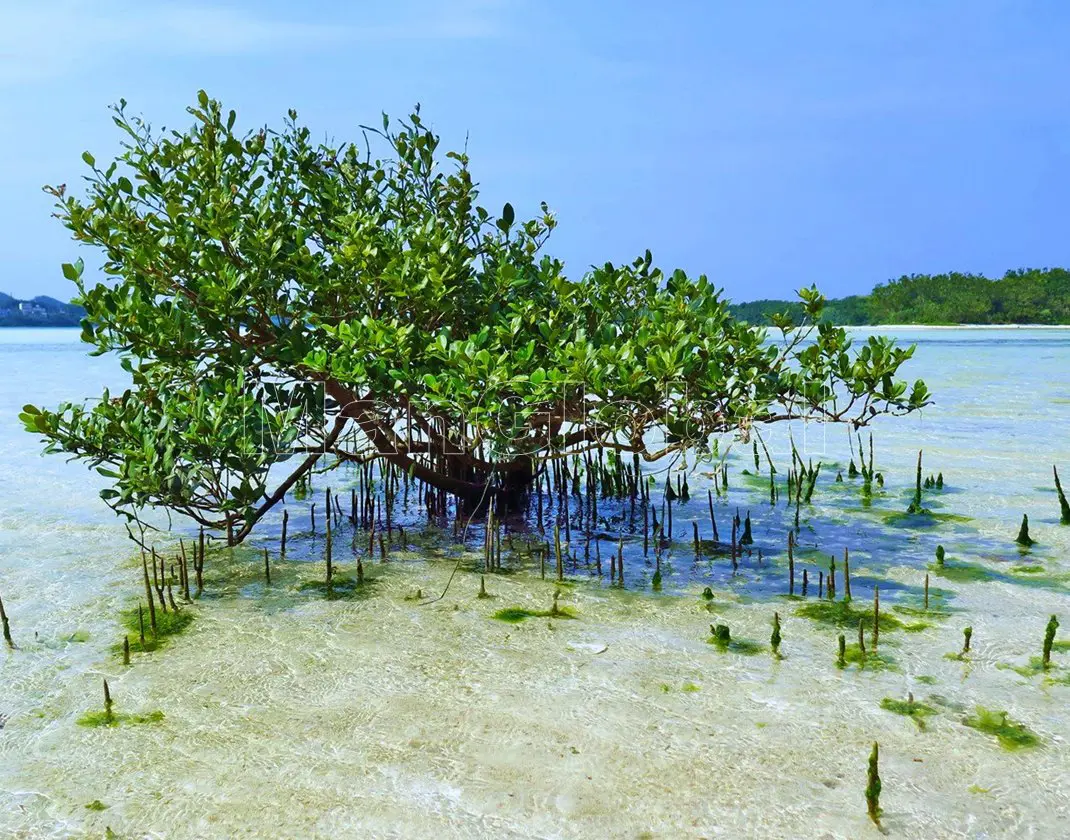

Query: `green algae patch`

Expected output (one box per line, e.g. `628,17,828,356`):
691,539,724,557
865,509,973,528
880,696,938,730
117,605,194,655
67,630,91,643
998,657,1059,679
738,469,779,492
962,707,1040,750
929,560,999,584
77,709,165,728
1041,670,1070,687
721,638,765,655
493,607,543,623
706,629,766,654
298,574,377,600
492,606,577,623
85,800,108,811
893,604,946,617
706,624,764,655
893,602,953,622
915,675,938,685
929,560,1070,593
840,643,898,672
657,680,701,694
968,785,990,795
795,599,919,633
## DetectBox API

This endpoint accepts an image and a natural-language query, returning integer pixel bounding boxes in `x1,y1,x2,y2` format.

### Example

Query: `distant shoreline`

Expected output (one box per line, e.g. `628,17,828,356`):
842,323,1070,330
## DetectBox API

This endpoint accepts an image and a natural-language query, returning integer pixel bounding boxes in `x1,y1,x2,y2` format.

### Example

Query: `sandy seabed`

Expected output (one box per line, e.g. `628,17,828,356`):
3,326,1070,839
3,545,1070,840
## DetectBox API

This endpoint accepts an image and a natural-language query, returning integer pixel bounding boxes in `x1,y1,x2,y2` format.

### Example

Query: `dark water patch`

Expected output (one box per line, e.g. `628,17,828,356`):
141,445,1066,642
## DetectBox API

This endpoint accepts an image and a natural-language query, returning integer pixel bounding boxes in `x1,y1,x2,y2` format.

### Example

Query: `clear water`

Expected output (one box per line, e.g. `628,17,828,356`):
2,327,1069,838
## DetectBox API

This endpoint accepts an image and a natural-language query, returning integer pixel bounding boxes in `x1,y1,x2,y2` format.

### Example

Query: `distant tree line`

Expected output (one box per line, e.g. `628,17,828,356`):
731,268,1070,326
0,293,85,327
8,267,1068,328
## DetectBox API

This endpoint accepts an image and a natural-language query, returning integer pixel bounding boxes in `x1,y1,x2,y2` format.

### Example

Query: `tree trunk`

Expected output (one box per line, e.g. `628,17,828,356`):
446,455,534,513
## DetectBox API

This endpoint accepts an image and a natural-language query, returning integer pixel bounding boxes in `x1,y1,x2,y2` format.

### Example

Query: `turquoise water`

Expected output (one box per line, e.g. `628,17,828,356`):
2,327,1070,838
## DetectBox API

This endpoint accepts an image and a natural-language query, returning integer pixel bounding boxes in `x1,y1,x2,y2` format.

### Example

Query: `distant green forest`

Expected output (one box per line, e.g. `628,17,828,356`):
0,292,85,326
730,268,1070,326
6,267,1069,328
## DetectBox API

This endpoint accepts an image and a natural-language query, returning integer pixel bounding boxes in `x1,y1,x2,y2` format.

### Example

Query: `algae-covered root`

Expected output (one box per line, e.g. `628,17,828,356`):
865,742,882,824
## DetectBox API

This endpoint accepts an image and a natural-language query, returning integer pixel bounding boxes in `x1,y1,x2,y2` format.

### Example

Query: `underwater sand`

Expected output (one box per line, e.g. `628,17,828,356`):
2,327,1070,838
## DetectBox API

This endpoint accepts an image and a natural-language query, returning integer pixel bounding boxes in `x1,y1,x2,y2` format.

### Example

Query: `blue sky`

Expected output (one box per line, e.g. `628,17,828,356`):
1,0,1068,302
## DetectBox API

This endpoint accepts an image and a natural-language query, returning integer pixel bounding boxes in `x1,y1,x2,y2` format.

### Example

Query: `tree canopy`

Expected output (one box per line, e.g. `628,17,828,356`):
22,92,930,543
731,269,1070,326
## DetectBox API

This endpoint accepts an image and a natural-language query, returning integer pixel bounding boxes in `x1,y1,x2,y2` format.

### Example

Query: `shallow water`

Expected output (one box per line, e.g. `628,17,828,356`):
1,327,1069,838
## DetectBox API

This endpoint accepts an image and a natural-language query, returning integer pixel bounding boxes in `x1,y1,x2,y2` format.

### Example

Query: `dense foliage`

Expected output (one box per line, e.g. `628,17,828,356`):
867,269,1070,324
22,93,929,543
731,269,1070,326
